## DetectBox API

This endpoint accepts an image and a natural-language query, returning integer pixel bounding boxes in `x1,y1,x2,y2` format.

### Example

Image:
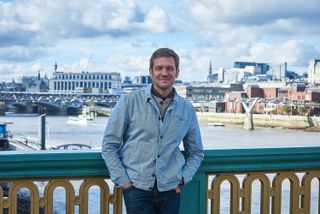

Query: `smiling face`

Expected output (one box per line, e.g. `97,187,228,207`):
149,56,179,97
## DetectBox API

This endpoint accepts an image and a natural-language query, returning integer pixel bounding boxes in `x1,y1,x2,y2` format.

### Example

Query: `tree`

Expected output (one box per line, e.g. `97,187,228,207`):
298,105,308,116
281,104,291,115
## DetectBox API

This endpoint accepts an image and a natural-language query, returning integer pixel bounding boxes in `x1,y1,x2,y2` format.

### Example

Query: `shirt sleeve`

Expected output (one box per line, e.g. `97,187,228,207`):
101,96,131,187
182,108,204,184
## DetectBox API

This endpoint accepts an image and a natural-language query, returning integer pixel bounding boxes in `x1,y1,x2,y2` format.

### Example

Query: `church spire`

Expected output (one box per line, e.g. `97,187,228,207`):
54,62,58,72
207,60,213,82
209,60,212,76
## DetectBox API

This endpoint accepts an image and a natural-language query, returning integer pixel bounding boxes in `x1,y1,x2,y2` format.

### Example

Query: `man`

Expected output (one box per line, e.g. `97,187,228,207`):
102,48,204,214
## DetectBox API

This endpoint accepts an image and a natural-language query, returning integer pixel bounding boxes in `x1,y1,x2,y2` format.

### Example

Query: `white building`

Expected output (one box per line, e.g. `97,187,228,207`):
308,59,320,85
224,68,252,83
49,71,121,94
132,75,152,84
18,71,50,92
217,67,225,83
269,62,287,81
224,65,271,83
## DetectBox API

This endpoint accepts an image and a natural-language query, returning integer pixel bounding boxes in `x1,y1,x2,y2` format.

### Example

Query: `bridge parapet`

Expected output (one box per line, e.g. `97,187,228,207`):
0,147,320,213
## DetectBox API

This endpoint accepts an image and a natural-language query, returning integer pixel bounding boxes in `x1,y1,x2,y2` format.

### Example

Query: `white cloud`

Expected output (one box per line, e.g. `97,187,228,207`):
0,46,47,62
189,0,320,26
139,6,171,33
0,0,175,63
0,0,319,82
187,0,320,44
0,64,17,79
0,63,42,82
13,0,141,37
103,55,149,76
58,58,94,73
53,55,149,79
238,40,320,67
181,0,320,77
174,39,320,81
1,0,173,40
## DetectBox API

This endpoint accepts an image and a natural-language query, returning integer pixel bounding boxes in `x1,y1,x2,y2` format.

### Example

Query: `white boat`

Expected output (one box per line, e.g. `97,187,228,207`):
67,106,95,125
208,122,225,127
67,115,94,125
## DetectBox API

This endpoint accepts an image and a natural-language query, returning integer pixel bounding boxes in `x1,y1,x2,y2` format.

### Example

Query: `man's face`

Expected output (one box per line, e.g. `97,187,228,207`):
149,56,179,92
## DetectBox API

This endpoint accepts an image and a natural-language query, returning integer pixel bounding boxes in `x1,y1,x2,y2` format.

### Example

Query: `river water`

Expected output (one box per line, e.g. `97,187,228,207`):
1,115,319,213
1,115,319,149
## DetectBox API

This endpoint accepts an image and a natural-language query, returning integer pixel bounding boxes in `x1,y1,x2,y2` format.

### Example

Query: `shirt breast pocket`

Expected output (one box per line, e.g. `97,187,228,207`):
168,115,189,140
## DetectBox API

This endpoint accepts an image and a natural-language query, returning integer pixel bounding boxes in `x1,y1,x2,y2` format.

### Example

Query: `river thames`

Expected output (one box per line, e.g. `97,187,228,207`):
1,115,319,149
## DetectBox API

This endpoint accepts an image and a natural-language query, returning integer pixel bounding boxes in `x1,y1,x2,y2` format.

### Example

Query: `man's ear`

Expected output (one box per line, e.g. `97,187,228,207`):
175,69,180,78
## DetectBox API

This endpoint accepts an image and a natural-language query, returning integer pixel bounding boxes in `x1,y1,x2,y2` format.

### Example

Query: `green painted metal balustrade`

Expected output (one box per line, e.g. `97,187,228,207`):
0,147,320,213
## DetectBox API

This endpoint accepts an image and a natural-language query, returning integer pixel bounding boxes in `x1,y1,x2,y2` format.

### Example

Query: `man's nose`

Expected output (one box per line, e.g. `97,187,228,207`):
161,69,169,75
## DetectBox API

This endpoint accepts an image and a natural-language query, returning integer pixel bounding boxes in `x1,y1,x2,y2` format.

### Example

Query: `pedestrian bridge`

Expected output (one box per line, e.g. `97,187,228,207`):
0,147,319,213
0,91,119,115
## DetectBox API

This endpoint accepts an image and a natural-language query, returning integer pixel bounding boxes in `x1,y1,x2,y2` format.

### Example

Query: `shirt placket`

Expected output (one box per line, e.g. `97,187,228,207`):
156,100,176,185
148,98,163,187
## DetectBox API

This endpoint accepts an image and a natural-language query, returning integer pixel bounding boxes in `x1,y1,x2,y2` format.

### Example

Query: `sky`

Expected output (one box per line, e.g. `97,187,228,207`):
0,0,319,82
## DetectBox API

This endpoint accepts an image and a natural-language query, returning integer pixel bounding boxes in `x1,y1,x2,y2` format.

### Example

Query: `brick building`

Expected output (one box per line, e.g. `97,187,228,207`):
225,101,244,113
246,85,278,99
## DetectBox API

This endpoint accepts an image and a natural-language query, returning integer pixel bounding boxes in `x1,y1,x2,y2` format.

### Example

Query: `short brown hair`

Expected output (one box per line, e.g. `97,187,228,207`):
149,48,179,71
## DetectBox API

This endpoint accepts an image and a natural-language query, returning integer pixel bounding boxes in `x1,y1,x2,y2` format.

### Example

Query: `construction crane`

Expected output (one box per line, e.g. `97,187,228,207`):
84,55,93,72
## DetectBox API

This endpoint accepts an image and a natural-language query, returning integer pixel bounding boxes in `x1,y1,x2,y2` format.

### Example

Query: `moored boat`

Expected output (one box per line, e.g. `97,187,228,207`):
208,122,225,127
67,115,93,125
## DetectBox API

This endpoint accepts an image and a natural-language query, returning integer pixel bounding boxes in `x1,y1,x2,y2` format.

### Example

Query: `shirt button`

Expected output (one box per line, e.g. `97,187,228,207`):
157,155,160,158
160,136,163,139
152,174,155,177
159,117,161,120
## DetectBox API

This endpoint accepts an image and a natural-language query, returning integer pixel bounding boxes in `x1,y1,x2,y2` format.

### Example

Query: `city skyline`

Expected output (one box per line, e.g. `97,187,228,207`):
0,0,319,82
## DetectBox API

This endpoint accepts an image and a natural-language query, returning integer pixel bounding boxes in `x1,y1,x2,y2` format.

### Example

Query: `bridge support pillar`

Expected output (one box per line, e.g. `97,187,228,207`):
242,98,258,131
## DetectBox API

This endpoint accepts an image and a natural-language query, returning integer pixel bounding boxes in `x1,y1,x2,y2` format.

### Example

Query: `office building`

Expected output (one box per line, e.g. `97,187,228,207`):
49,71,121,94
308,59,320,85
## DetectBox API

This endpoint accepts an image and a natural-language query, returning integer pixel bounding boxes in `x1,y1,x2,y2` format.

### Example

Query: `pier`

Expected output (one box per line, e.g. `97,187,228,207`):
9,136,41,151
0,147,319,213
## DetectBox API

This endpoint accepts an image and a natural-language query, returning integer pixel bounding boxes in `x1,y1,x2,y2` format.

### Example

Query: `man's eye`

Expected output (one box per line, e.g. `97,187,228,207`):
155,67,162,71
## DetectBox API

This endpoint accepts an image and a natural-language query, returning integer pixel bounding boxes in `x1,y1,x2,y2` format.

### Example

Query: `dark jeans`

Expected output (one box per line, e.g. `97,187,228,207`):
122,185,180,214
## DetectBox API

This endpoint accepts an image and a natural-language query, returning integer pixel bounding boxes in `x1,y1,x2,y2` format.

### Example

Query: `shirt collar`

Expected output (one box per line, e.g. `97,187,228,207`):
151,85,174,100
145,84,177,102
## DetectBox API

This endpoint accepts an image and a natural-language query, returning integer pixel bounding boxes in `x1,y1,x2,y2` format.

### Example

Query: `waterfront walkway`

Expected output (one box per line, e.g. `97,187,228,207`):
197,112,320,130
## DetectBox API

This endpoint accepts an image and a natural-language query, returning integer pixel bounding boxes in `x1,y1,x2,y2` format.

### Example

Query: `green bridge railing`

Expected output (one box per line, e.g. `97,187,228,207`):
0,147,320,213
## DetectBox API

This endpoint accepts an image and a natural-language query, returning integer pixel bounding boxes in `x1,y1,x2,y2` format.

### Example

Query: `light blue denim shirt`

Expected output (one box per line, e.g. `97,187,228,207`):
101,84,204,192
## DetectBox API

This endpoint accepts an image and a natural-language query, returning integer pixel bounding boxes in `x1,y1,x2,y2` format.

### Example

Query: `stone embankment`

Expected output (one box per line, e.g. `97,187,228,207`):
197,112,320,131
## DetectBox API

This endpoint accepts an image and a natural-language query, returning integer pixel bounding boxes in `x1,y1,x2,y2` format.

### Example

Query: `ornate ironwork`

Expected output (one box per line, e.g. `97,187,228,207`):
207,171,320,214
0,178,122,214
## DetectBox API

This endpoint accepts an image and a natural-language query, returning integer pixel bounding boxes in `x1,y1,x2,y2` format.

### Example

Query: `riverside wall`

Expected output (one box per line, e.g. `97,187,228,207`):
196,112,320,130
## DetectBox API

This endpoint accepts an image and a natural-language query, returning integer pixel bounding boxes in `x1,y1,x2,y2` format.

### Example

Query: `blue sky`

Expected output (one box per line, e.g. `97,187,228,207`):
0,0,319,82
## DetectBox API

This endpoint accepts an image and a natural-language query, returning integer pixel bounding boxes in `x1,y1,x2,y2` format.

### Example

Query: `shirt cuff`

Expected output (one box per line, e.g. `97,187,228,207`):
182,171,192,184
113,176,131,187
